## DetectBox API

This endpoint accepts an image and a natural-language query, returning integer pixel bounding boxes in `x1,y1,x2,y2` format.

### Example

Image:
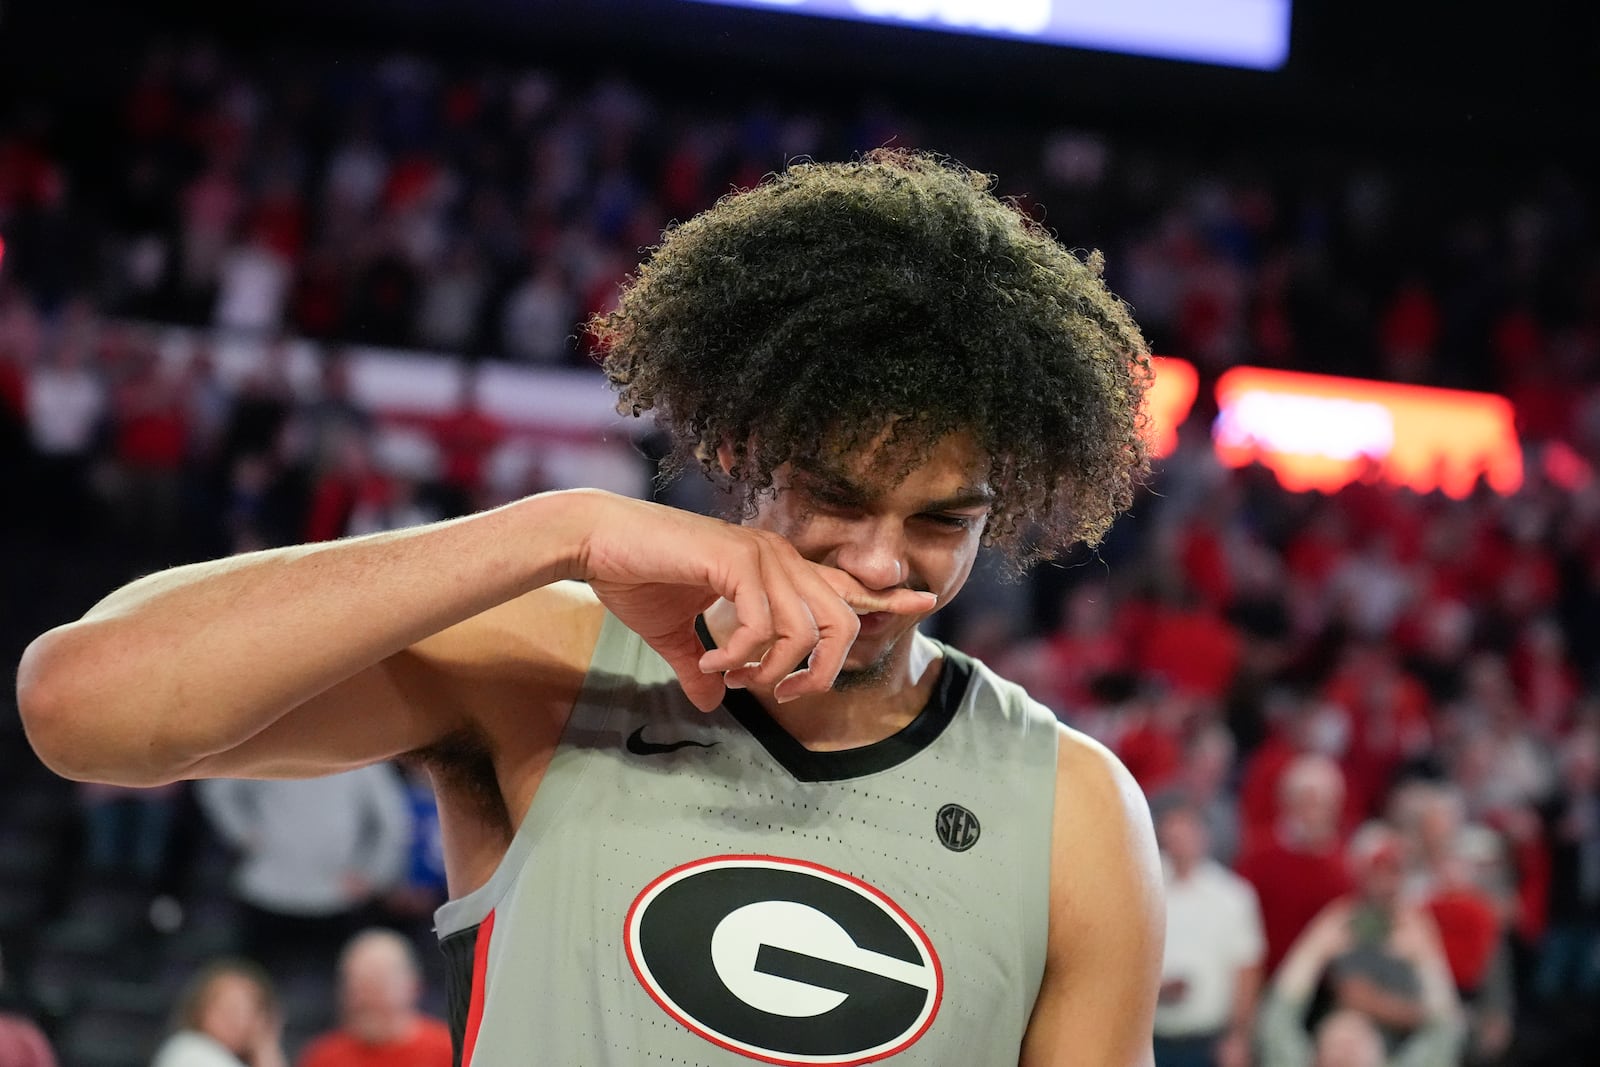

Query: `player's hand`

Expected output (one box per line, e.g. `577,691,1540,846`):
573,492,936,710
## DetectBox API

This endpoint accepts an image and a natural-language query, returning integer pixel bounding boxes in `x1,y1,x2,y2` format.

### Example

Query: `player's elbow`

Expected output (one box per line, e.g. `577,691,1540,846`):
16,625,192,786
17,626,87,776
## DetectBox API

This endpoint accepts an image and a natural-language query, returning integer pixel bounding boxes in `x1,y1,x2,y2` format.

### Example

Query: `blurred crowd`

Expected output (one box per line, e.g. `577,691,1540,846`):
2,36,1596,403
2,32,1599,1067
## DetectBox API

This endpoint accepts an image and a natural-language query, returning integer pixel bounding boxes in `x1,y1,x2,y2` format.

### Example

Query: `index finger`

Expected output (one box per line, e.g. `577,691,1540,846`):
815,567,940,616
769,567,937,703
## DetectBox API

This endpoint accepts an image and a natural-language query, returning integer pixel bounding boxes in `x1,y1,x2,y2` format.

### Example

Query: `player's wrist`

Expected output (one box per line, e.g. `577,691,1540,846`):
508,487,617,585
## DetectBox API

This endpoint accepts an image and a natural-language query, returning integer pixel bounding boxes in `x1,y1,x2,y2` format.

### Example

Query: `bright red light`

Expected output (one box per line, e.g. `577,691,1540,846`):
1211,367,1523,499
1146,356,1198,459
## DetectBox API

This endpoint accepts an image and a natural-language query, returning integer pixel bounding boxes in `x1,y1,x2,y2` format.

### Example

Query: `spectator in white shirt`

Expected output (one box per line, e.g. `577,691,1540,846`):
1154,797,1266,1067
25,337,105,537
25,342,104,458
198,763,412,1015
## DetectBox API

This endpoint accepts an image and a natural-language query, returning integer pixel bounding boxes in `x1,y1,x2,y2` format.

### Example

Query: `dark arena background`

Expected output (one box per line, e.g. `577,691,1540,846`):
1,1,1597,1065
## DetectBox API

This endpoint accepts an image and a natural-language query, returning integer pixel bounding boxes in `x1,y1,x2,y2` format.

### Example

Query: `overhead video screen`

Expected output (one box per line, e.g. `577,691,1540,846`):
681,0,1292,70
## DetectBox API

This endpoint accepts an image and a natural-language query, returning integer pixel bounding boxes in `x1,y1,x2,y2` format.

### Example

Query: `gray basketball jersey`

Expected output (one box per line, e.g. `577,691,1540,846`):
435,609,1060,1066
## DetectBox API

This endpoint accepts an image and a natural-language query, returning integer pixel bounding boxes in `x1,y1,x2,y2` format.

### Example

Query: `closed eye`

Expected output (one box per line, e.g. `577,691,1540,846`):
920,513,977,530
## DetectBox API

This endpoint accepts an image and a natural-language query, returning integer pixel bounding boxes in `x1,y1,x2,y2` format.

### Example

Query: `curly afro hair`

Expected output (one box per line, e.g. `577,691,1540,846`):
593,149,1152,561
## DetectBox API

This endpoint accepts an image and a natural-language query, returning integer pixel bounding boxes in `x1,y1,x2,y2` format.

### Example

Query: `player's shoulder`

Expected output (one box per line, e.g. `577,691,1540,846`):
936,643,1137,812
942,639,1059,728
1050,721,1149,828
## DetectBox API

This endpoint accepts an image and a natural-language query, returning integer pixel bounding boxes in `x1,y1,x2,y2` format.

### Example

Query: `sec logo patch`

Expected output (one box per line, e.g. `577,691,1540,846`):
623,855,943,1065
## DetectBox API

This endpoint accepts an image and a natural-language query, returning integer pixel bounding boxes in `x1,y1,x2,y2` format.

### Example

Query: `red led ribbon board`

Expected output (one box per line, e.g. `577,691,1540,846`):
1211,367,1523,498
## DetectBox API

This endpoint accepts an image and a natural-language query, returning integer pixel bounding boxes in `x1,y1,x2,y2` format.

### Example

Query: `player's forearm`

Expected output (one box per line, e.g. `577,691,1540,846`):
16,490,597,784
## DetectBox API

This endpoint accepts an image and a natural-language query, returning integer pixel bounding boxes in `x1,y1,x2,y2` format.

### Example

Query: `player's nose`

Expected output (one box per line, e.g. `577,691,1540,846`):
833,520,908,592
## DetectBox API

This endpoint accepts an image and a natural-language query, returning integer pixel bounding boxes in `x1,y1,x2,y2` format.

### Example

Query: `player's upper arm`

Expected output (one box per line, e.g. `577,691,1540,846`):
1018,725,1164,1067
184,580,605,779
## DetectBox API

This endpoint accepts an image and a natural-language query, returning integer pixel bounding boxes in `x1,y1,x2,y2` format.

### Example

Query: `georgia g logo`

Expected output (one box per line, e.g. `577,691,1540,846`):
624,855,943,1065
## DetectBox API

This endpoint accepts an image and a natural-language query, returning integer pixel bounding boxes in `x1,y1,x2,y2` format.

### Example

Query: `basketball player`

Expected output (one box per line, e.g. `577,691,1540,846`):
18,151,1163,1065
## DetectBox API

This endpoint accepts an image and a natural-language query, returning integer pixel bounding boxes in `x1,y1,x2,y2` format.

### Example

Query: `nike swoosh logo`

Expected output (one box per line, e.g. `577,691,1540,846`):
625,726,720,756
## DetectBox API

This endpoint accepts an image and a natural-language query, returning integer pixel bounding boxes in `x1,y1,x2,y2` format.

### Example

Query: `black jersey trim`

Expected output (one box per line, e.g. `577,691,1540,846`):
440,921,480,1067
694,616,972,782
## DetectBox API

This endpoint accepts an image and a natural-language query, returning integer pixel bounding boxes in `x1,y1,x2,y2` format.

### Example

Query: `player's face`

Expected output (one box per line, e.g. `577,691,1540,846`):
747,431,992,682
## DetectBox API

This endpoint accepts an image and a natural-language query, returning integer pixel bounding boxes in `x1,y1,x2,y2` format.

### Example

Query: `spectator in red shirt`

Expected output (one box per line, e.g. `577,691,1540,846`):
1029,582,1126,717
1283,503,1350,590
1239,689,1361,854
1112,687,1189,797
1510,616,1580,738
297,929,452,1067
109,339,191,554
1423,855,1512,1063
430,379,505,515
1237,754,1355,973
1323,642,1434,822
1177,510,1234,610
1377,279,1441,384
1122,585,1242,702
